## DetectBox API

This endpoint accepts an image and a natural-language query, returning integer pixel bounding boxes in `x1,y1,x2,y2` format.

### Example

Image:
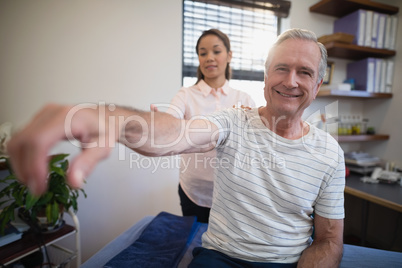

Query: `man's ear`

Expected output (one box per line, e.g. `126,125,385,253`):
263,74,269,90
313,79,324,99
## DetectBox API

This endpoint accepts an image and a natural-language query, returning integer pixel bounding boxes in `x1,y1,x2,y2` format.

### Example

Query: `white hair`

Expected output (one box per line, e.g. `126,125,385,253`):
264,28,327,84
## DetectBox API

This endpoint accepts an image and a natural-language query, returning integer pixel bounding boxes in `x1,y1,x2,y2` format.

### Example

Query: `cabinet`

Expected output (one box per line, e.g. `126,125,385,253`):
310,0,399,143
0,210,80,267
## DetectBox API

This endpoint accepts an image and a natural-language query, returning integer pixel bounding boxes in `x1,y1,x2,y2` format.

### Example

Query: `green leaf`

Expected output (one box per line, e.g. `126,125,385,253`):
71,199,78,212
12,187,25,206
46,202,60,224
49,154,69,166
26,192,40,209
52,203,59,223
37,192,53,207
46,203,52,223
0,205,17,234
51,166,65,177
49,154,69,174
55,195,68,205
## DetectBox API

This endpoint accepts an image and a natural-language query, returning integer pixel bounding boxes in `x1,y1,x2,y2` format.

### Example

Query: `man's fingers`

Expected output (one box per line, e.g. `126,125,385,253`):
67,147,112,189
7,132,50,196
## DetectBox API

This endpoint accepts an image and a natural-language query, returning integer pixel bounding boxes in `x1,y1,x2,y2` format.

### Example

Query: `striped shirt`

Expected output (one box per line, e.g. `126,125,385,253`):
202,108,345,263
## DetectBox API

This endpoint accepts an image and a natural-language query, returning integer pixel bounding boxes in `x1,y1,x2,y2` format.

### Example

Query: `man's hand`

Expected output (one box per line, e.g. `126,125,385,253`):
7,104,113,195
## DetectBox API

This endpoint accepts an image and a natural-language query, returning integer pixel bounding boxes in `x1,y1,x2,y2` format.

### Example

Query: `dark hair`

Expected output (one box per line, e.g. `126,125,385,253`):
195,29,232,84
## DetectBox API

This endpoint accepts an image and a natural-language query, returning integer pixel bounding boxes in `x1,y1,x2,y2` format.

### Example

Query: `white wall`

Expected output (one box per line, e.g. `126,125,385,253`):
1,0,401,264
0,0,183,263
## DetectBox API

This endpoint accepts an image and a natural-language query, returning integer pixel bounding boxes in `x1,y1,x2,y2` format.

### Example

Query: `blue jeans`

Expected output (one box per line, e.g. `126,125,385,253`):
189,247,298,268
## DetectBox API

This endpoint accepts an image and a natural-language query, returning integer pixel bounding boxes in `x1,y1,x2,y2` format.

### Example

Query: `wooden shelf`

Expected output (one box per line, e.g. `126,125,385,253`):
310,0,396,146
338,134,389,142
310,0,399,17
0,224,76,265
317,90,393,99
324,42,396,60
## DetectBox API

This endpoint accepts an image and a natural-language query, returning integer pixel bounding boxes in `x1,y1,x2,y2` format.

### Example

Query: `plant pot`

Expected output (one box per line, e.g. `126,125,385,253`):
35,206,64,232
18,206,64,233
36,212,64,232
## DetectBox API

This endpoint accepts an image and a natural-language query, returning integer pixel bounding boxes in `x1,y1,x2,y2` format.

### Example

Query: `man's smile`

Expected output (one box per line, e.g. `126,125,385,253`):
275,89,302,98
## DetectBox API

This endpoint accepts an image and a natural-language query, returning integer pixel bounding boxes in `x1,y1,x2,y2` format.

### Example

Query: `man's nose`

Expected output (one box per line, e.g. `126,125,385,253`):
283,71,298,88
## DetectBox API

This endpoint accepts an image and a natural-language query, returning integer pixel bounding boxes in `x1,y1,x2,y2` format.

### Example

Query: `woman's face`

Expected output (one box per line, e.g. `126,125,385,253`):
197,34,232,81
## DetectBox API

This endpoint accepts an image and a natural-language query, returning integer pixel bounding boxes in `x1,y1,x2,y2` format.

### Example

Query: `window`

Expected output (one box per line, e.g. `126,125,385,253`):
182,0,290,106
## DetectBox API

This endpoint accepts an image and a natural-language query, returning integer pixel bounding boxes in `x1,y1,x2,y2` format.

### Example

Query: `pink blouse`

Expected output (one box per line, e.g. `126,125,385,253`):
166,80,256,207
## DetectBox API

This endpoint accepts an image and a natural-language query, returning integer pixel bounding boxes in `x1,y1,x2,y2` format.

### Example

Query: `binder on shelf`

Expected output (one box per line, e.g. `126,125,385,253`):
373,59,383,93
380,59,387,93
389,16,398,50
385,60,395,93
334,9,366,46
374,60,395,93
371,12,379,48
384,15,392,49
347,58,375,92
376,13,387,49
365,10,373,47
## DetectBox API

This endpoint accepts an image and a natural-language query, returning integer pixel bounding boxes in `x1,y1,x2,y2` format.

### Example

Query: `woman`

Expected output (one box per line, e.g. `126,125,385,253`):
162,29,255,222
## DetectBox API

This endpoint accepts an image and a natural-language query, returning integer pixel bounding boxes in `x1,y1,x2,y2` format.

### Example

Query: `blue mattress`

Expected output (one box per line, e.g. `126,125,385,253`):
82,212,402,268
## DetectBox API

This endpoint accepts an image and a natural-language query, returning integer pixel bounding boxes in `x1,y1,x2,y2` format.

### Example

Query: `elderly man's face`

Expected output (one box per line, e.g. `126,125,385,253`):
264,39,322,119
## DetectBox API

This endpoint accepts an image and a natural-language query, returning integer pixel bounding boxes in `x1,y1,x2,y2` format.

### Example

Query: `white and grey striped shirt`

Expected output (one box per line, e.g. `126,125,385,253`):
202,108,345,263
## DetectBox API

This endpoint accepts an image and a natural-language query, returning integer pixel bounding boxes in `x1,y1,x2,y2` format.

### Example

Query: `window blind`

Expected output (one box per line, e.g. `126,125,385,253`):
182,0,290,81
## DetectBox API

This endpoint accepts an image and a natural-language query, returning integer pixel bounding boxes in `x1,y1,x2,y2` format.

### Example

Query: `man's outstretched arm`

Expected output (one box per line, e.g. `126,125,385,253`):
7,103,218,195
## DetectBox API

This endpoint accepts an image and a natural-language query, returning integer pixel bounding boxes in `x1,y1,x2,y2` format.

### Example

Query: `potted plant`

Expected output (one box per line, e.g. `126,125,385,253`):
0,154,86,234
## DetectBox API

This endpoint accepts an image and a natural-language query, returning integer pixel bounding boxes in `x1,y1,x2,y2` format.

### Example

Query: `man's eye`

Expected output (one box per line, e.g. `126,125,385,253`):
276,67,287,71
